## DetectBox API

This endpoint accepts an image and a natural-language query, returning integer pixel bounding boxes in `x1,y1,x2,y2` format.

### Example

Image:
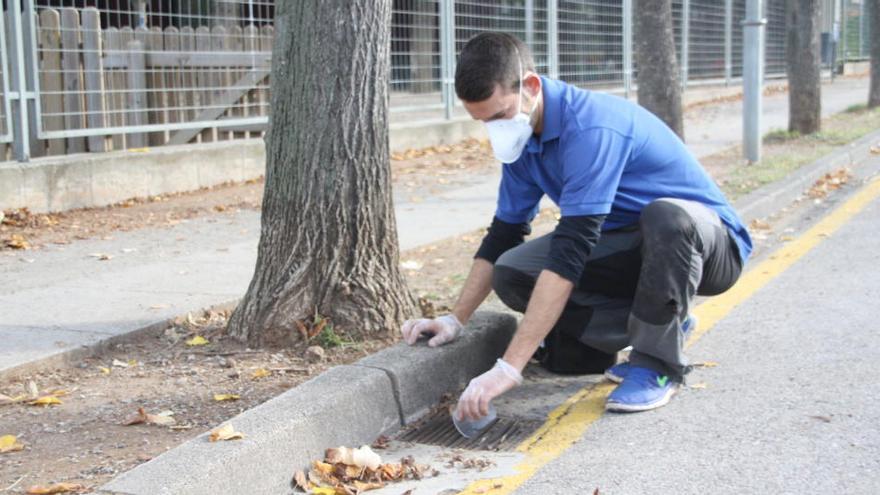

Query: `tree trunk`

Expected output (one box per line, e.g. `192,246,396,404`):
869,0,880,107
786,0,822,134
226,0,417,347
634,0,685,140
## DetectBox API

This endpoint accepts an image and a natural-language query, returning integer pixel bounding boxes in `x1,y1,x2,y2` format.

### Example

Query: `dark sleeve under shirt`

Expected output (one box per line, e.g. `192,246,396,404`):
474,214,606,284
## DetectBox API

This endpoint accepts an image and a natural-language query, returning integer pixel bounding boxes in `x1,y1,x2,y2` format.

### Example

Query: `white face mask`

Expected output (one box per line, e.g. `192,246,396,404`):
485,57,536,164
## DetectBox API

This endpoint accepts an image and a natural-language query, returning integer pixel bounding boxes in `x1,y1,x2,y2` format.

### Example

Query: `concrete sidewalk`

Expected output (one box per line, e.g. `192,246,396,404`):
0,77,872,379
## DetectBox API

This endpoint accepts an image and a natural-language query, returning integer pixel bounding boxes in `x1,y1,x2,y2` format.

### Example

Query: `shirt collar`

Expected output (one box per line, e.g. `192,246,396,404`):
538,76,562,143
524,76,562,154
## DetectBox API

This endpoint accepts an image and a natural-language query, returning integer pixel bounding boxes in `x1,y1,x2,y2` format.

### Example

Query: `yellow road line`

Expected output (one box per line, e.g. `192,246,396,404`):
459,176,880,495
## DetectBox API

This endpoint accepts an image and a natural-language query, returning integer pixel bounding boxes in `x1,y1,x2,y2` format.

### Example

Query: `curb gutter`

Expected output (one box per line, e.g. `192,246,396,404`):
96,312,517,495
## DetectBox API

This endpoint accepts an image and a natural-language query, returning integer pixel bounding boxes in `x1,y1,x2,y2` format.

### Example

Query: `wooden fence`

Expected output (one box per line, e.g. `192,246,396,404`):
2,6,274,160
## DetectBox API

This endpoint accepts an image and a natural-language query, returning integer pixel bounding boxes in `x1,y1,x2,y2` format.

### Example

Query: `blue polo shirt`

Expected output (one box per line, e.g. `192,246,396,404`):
496,77,752,263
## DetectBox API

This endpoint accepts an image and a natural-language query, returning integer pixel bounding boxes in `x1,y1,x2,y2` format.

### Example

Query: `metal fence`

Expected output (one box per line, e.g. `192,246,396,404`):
0,0,871,162
841,0,870,60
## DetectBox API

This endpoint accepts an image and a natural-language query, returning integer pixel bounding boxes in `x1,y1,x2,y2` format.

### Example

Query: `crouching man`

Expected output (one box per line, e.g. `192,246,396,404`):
401,33,751,418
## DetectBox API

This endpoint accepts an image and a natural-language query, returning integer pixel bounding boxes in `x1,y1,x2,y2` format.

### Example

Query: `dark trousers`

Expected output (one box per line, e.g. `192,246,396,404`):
492,198,743,381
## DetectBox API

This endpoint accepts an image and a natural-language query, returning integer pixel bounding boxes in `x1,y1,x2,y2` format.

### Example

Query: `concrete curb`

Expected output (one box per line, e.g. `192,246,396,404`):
97,312,517,495
733,128,880,223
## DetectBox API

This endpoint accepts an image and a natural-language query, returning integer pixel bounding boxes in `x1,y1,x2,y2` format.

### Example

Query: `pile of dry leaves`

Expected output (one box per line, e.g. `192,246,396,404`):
293,445,436,495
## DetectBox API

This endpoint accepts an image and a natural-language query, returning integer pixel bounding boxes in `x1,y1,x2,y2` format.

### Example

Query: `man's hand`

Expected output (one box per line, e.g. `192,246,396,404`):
401,314,463,347
456,359,523,421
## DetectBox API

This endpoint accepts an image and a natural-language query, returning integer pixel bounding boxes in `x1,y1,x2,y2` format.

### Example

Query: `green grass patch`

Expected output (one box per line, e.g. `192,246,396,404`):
721,106,880,199
845,103,868,113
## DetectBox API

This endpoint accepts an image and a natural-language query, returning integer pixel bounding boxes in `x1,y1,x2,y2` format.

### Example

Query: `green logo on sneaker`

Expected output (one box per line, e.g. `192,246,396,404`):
656,375,669,387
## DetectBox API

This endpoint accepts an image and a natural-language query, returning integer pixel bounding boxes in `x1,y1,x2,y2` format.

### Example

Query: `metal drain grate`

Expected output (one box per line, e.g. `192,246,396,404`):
396,411,545,451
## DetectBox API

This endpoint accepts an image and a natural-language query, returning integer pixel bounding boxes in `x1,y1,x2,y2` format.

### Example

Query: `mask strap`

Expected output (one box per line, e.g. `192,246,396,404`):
513,46,523,115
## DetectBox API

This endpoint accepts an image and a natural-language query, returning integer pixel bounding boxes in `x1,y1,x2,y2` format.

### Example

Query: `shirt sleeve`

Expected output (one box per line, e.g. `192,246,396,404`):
558,127,632,217
495,160,544,224
474,217,532,264
544,214,606,283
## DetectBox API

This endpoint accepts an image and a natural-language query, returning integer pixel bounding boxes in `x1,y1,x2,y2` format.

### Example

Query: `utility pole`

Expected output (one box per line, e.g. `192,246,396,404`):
743,0,766,163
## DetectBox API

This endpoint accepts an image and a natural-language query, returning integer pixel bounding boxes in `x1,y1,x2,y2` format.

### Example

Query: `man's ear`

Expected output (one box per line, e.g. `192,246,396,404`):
522,72,541,99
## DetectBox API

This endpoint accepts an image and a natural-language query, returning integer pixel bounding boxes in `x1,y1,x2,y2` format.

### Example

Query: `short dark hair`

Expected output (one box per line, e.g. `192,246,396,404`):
455,33,535,102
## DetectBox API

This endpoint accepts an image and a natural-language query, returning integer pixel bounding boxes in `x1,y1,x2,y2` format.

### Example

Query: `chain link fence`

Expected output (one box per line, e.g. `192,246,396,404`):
0,0,872,162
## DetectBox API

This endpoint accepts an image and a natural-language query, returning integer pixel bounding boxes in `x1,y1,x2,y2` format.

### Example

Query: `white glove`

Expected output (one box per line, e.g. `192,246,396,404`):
401,314,463,347
455,358,523,421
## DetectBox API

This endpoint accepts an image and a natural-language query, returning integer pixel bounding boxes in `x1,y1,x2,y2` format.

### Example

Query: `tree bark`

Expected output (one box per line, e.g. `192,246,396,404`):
786,0,822,134
869,0,880,107
226,0,417,347
634,0,685,140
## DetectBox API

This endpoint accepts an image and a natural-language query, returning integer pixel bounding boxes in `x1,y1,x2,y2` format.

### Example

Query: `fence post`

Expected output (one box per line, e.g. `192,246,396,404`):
439,0,455,120
548,0,559,79
681,0,690,91
725,0,733,86
743,0,765,163
9,0,30,161
623,0,633,98
126,39,147,148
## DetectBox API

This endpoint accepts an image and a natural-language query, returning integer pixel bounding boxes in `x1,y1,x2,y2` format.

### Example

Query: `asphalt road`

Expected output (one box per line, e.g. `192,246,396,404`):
510,175,880,493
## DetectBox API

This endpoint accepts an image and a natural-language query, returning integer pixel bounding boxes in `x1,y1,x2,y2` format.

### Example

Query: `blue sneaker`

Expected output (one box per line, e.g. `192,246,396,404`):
605,366,678,412
603,315,697,384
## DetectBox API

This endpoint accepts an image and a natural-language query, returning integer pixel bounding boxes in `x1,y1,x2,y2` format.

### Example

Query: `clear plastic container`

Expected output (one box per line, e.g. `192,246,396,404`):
452,403,497,438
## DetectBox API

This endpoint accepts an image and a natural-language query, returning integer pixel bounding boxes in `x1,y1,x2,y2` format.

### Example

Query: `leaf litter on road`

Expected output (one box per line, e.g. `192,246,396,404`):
292,445,437,494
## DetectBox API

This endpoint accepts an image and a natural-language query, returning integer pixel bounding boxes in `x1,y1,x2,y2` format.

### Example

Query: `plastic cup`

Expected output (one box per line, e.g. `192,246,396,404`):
452,403,497,438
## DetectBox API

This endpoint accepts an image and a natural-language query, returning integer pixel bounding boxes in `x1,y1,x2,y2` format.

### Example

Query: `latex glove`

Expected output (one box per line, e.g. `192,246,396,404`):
456,358,523,421
401,314,463,347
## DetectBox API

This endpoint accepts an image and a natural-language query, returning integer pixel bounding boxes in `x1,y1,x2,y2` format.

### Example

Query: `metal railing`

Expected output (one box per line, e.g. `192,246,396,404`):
0,0,871,163
841,0,870,60
0,12,13,144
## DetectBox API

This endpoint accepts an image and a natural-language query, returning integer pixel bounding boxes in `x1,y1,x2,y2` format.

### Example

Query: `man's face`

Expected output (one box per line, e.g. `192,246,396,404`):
462,73,540,123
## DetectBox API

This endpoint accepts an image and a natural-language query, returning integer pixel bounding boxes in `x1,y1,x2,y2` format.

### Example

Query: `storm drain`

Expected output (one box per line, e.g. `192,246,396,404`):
396,411,545,451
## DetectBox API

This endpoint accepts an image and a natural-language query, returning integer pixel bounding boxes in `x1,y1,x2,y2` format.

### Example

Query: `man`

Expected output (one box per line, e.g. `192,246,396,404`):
401,33,751,417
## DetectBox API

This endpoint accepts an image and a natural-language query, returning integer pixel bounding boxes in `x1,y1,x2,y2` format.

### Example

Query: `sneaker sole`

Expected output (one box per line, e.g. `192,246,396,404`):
605,386,678,413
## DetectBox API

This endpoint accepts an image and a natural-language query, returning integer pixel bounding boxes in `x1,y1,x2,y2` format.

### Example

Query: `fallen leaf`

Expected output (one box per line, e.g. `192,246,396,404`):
0,393,28,405
122,407,177,426
25,483,85,494
29,396,62,407
749,219,771,230
149,304,170,310
5,234,30,250
689,383,708,389
310,488,336,495
400,260,422,270
213,394,240,402
88,253,113,261
779,235,794,241
292,470,309,491
0,434,24,453
694,361,719,368
252,368,271,379
209,423,244,442
128,359,138,367
186,335,210,346
98,366,111,375
870,145,880,155
111,359,129,368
